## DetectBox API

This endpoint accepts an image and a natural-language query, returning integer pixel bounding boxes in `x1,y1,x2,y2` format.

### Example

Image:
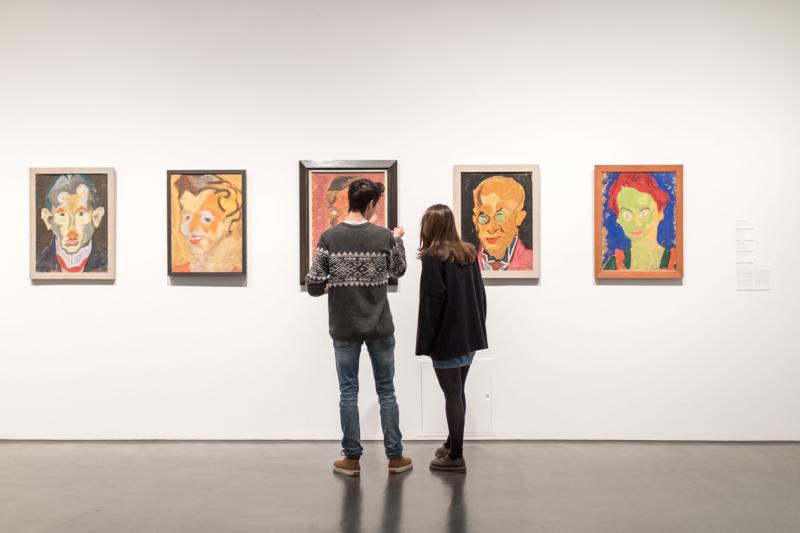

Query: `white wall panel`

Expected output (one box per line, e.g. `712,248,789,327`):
0,0,798,439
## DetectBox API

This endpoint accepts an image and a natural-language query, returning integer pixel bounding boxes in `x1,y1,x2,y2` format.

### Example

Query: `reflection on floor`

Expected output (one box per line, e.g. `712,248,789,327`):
1,441,799,533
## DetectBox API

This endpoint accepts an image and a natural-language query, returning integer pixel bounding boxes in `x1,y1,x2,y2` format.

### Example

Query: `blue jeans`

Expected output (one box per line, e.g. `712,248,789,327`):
333,335,403,459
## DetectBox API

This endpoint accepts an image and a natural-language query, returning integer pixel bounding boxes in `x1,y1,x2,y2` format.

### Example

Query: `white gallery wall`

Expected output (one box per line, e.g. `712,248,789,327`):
0,0,798,440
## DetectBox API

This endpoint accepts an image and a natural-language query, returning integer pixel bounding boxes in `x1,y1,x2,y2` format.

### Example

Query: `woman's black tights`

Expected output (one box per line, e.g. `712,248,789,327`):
434,364,471,460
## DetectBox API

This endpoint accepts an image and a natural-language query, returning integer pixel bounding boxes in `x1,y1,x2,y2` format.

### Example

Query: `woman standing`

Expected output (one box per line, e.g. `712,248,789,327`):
416,204,488,473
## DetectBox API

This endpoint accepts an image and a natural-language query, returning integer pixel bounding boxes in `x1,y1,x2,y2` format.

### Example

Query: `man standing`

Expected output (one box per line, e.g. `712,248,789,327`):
37,174,108,273
306,178,412,476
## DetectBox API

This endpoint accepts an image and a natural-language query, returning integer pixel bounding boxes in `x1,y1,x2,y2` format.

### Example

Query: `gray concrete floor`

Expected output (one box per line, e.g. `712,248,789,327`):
1,441,799,533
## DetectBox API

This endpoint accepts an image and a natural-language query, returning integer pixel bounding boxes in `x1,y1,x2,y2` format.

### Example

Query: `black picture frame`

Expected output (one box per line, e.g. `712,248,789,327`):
299,160,398,285
167,169,247,276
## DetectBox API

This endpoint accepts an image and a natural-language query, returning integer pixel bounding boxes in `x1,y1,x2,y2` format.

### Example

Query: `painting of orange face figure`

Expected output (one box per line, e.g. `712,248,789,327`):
454,165,540,279
168,171,245,274
472,176,532,270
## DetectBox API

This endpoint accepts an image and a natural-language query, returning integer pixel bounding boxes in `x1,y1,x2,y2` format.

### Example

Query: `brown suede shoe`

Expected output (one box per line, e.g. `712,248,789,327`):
435,444,450,458
333,457,360,476
387,456,413,474
430,455,466,473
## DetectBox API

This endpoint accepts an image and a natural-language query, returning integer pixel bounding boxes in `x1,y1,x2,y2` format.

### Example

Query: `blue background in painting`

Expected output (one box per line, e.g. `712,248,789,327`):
601,172,677,265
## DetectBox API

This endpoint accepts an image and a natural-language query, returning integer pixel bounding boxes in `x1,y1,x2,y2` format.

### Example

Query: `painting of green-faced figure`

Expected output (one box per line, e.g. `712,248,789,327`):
594,165,683,279
30,168,116,280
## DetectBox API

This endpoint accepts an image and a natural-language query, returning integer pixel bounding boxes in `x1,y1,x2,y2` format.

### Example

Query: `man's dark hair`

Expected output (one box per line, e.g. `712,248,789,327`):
347,179,385,215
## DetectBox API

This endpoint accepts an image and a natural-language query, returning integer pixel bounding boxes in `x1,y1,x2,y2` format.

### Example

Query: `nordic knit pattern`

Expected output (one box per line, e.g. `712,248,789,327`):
306,222,406,340
309,251,391,288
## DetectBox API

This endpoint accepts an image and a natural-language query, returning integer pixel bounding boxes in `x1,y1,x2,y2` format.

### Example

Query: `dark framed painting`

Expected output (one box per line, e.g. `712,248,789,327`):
167,170,246,275
299,160,398,285
453,165,541,279
594,164,683,279
30,167,116,280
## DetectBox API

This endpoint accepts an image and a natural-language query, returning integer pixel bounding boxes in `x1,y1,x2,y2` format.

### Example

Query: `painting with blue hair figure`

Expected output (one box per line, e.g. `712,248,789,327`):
594,165,683,279
31,168,115,280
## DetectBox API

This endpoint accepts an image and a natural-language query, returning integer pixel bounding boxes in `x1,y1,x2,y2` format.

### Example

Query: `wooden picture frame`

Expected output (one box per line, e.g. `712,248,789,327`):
453,164,541,279
167,169,247,276
299,160,398,285
594,164,683,279
30,167,116,281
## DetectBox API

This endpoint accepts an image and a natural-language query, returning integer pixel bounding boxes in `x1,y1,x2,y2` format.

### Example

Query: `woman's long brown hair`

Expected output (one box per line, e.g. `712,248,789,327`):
418,204,476,265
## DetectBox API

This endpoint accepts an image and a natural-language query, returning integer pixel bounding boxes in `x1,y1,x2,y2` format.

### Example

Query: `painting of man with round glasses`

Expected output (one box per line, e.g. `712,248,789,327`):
454,165,541,279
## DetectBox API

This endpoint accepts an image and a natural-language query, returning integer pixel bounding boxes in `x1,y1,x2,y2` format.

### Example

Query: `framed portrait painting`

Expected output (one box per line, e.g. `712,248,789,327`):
299,160,397,284
453,165,541,279
30,167,116,280
594,164,683,279
167,170,246,275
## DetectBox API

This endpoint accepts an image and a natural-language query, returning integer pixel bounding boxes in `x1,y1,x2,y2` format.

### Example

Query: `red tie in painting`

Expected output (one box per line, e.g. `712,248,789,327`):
55,255,89,273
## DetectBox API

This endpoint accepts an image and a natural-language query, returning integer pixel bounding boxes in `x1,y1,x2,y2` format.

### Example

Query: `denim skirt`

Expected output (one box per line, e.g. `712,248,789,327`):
431,351,476,369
